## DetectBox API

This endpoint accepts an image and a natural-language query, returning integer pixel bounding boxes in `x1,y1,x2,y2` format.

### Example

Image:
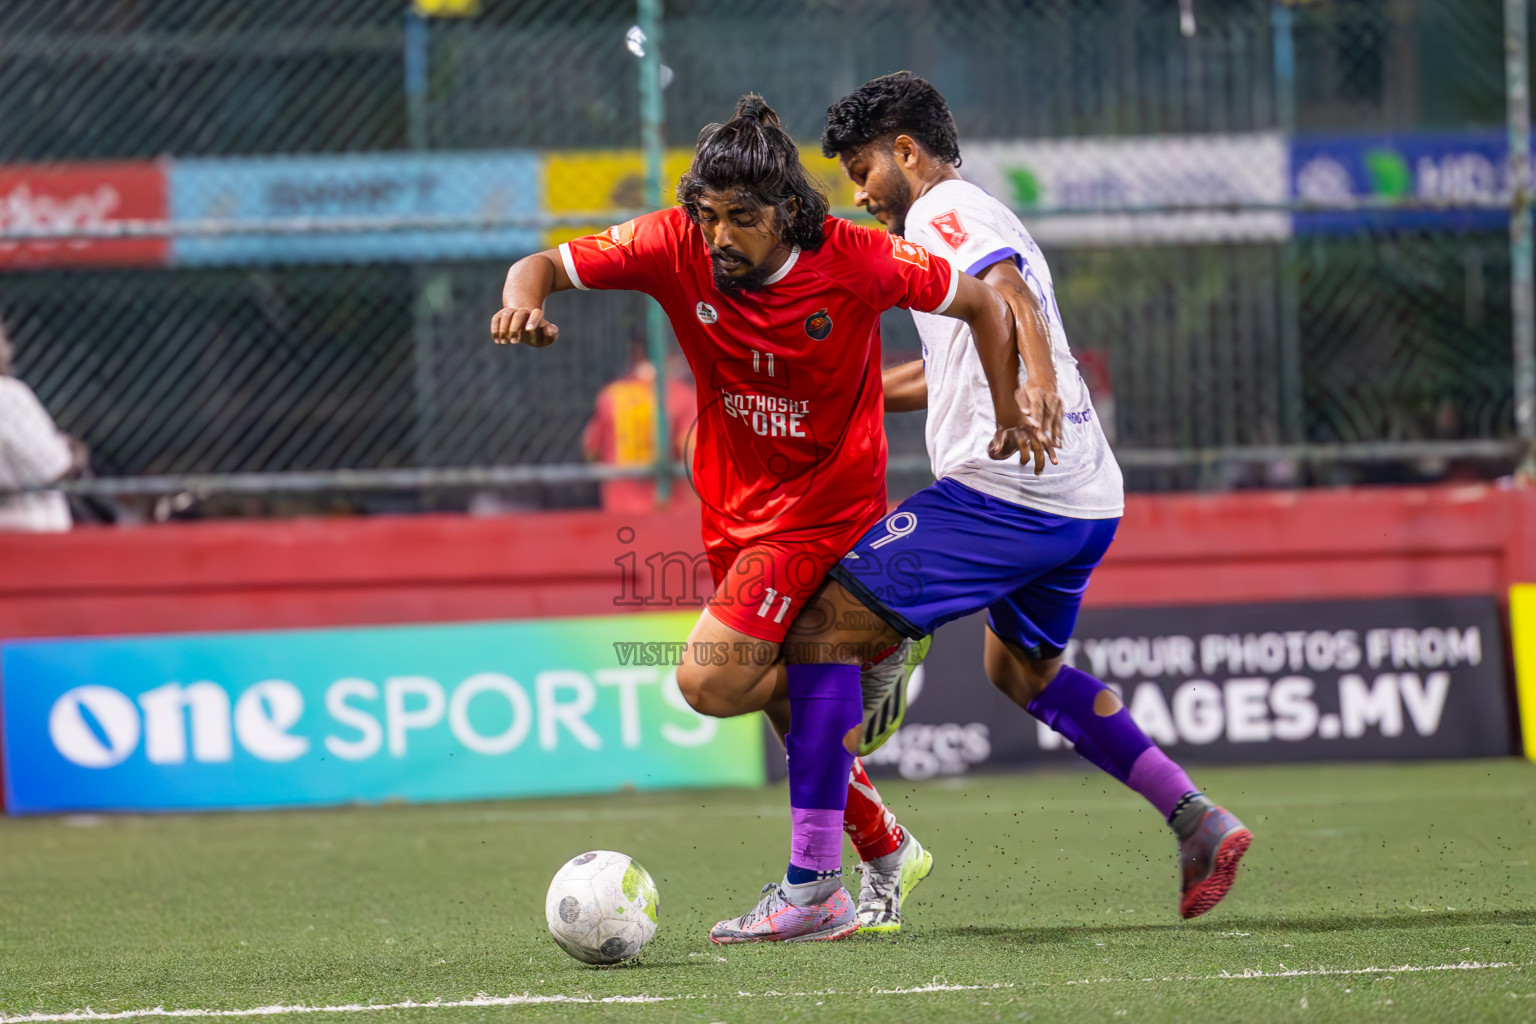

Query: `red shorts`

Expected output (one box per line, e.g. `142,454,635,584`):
702,506,884,643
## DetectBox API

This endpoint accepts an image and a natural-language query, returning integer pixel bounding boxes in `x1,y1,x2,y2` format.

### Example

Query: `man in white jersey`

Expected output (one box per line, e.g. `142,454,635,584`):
786,73,1252,929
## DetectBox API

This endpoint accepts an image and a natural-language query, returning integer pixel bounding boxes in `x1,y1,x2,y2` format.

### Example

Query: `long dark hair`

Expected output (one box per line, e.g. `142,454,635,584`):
677,94,829,251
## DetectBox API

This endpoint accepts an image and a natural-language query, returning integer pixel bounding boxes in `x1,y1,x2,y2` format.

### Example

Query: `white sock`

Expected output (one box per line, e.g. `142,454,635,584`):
782,874,841,907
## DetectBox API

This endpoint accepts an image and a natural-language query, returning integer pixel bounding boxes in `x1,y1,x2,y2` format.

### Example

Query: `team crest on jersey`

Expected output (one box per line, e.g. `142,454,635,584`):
890,236,931,269
803,308,832,340
696,301,719,325
930,210,969,251
595,219,637,251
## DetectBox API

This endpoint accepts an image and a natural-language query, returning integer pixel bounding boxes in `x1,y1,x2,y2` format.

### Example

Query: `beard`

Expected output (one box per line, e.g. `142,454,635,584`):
711,248,777,292
870,173,914,237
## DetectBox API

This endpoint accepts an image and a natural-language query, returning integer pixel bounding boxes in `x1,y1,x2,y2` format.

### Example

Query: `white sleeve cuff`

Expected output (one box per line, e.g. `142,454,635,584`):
927,260,961,315
558,242,588,290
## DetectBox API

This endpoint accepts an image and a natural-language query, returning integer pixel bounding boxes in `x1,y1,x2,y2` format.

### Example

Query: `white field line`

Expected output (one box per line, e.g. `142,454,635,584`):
0,986,1009,1023
1064,960,1526,985
0,964,1523,1022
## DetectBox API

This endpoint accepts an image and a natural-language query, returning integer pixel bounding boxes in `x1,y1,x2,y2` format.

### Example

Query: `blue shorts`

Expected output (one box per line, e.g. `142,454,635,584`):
826,477,1119,659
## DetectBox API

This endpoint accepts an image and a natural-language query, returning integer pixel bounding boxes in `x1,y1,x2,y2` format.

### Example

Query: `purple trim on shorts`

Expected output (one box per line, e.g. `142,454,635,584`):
965,247,1023,277
827,563,926,641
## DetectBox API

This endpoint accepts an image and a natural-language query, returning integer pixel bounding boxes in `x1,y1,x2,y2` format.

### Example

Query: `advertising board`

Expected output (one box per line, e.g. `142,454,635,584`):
960,133,1290,246
865,597,1511,780
1292,131,1512,234
1,613,762,813
170,151,542,264
0,161,168,268
1512,584,1536,761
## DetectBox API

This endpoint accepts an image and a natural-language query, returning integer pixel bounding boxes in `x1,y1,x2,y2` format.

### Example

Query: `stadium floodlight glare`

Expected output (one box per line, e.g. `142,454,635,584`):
626,24,673,87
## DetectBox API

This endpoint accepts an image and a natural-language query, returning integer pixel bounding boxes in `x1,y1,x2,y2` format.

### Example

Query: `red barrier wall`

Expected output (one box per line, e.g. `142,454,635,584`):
2,483,1533,641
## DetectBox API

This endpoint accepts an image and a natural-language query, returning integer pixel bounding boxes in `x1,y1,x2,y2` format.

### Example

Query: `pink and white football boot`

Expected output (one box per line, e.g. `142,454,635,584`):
709,882,859,944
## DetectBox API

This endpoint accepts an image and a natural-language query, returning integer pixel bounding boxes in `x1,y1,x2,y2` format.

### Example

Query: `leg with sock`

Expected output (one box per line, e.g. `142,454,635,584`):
1023,661,1252,919
710,662,863,943
760,693,907,865
1026,664,1200,820
760,662,936,935
846,757,934,934
782,663,862,904
844,758,902,860
763,653,916,869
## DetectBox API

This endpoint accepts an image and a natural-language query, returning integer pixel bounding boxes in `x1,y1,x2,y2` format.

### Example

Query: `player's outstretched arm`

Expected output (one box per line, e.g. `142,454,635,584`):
980,259,1063,475
882,359,927,412
491,248,577,347
941,273,1041,461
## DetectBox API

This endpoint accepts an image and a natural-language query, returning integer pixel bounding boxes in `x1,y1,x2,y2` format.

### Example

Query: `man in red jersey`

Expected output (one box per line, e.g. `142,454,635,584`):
492,95,1031,943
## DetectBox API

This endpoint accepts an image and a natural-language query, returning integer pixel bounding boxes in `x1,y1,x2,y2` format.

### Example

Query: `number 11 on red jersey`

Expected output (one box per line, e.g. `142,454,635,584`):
757,587,793,624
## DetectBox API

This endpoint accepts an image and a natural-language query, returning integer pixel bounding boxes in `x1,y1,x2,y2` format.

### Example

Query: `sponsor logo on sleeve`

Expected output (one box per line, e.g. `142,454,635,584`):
695,301,718,325
929,210,969,251
595,219,637,251
890,236,931,270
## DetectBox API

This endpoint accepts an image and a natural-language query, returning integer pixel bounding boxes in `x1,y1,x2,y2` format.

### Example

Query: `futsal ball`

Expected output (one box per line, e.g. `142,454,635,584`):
544,850,659,965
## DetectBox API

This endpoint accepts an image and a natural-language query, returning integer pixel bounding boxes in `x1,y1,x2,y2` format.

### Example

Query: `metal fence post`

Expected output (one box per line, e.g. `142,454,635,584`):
637,0,672,503
404,10,429,150
1273,0,1305,448
405,9,438,470
1509,0,1536,474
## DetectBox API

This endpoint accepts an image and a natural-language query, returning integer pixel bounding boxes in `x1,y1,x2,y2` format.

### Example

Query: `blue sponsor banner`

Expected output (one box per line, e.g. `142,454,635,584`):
170,151,542,264
1293,131,1513,234
0,614,763,814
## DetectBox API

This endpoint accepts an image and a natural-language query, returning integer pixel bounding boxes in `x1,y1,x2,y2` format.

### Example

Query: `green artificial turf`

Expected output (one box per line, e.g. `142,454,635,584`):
0,760,1531,1023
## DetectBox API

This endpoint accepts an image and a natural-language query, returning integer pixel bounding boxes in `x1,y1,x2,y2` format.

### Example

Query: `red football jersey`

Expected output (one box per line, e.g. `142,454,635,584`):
561,207,957,543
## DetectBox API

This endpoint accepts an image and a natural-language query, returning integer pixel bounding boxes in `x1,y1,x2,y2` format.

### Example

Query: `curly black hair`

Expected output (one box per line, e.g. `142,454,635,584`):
677,94,829,251
821,71,961,167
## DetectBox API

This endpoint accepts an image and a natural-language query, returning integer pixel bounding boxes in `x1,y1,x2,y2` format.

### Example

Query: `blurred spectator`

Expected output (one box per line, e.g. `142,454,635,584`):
0,323,88,531
583,347,697,514
1074,348,1115,445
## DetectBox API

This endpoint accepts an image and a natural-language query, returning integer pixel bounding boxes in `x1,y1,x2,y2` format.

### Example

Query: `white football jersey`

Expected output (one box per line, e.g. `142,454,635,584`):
904,178,1124,519
0,376,72,531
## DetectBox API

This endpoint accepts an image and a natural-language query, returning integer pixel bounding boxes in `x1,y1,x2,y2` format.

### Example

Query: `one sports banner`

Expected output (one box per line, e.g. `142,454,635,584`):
0,613,763,814
169,151,543,265
864,596,1511,781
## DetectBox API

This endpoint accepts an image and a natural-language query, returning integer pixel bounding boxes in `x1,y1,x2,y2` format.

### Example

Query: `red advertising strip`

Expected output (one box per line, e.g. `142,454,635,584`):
0,484,1533,642
0,161,168,269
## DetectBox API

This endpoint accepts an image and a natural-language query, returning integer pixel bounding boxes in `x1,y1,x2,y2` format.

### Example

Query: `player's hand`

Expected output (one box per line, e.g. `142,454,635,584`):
988,425,1021,461
1016,382,1063,476
490,307,560,347
988,413,1054,472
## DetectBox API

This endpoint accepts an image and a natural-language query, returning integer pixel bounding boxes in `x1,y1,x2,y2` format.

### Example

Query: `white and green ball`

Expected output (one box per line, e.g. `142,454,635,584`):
544,850,659,965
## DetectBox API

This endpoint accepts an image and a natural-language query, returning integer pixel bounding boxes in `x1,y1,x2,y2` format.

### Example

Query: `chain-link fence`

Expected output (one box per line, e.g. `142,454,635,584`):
0,0,1531,518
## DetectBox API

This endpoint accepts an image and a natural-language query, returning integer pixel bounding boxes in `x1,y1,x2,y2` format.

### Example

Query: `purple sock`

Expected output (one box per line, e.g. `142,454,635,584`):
784,663,861,884
1027,665,1197,821
1126,747,1199,820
